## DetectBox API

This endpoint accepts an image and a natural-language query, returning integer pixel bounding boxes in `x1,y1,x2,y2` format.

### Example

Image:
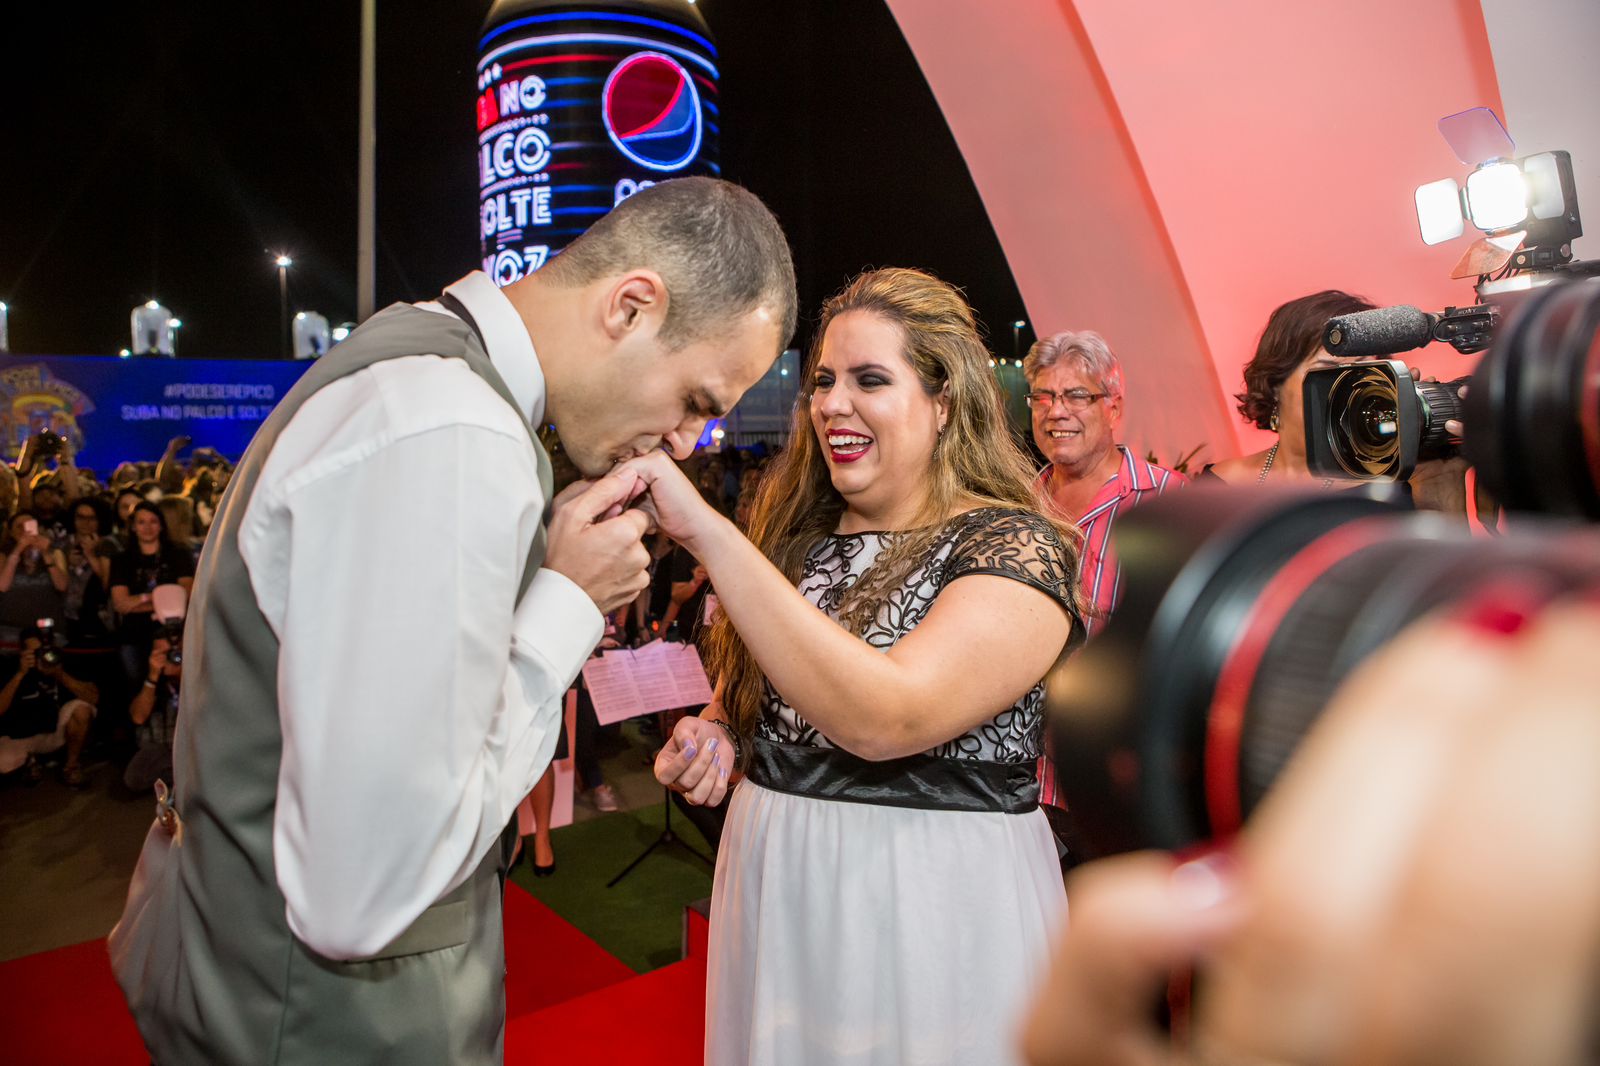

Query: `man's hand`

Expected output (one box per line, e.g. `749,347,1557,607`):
18,649,37,674
542,467,653,615
615,452,724,553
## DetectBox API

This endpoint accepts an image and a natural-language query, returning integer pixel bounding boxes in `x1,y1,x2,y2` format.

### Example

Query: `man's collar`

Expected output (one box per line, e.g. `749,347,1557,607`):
419,271,545,427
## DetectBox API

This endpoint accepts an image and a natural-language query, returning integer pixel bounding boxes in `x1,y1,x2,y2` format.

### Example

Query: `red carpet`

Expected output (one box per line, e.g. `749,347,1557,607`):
0,886,706,1064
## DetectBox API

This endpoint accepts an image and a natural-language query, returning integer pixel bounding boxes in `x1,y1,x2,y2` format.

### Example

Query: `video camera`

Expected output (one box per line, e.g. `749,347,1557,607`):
1047,109,1600,859
1305,269,1600,511
1304,106,1595,494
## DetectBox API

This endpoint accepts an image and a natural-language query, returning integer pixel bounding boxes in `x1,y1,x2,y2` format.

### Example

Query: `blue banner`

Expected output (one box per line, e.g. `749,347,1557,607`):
0,355,312,471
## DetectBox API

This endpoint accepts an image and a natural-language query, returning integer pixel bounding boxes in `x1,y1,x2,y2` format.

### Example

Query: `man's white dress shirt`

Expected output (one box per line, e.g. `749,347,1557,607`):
238,272,602,959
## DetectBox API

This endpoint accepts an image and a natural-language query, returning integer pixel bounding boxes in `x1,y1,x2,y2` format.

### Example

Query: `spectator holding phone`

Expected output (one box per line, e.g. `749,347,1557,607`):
0,512,68,646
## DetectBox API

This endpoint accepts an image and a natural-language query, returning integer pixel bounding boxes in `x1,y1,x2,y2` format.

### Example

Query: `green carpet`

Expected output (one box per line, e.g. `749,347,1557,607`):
510,800,714,974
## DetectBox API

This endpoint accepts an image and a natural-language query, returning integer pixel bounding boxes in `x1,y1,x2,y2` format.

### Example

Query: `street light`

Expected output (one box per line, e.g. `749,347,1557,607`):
274,254,293,358
1011,319,1028,363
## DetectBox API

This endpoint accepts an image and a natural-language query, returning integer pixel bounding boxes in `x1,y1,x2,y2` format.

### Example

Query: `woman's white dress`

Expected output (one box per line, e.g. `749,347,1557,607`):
706,508,1078,1065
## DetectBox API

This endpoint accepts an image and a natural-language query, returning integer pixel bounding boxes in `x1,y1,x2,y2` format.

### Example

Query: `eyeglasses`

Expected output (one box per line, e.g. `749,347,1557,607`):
1024,388,1109,412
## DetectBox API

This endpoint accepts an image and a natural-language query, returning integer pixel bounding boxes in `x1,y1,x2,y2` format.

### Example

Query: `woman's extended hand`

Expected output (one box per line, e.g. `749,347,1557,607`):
654,714,735,806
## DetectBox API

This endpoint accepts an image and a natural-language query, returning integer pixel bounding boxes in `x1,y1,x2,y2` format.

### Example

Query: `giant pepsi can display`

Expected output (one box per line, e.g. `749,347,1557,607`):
477,0,721,286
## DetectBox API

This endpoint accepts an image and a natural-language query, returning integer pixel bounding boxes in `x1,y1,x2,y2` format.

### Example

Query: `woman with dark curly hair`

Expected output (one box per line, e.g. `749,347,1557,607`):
1200,289,1373,484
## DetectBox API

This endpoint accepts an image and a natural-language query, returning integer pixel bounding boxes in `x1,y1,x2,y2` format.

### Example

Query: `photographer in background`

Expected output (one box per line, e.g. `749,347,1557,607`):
124,630,181,793
16,425,82,532
109,502,195,694
0,622,100,786
63,497,116,646
1200,291,1374,486
1201,291,1485,521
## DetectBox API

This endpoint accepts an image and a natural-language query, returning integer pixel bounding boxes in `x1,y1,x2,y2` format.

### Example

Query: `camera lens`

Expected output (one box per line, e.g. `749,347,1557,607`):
1328,368,1401,477
1467,278,1600,518
1045,488,1600,858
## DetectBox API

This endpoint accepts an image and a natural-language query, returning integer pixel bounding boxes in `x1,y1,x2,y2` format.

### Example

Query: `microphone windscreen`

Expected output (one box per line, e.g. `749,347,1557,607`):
1323,306,1434,357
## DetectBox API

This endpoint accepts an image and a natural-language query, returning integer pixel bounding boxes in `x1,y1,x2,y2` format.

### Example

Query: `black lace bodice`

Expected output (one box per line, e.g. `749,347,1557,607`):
758,507,1079,763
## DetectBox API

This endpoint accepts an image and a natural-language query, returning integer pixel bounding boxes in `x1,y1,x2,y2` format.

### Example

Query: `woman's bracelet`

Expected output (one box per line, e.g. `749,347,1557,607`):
707,716,745,771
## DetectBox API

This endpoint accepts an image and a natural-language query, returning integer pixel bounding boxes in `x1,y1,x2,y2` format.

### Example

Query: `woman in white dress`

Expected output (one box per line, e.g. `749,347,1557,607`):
632,267,1081,1065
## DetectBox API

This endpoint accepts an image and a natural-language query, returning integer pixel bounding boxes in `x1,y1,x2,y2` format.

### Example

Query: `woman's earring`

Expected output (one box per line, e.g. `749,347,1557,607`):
1269,409,1280,433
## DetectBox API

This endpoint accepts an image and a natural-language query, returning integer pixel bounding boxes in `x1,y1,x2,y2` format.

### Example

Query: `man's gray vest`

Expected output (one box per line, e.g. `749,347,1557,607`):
110,301,554,1065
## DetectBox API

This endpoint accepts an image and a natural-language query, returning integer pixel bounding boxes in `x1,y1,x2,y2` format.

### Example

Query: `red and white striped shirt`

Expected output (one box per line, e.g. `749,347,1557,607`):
1035,446,1184,809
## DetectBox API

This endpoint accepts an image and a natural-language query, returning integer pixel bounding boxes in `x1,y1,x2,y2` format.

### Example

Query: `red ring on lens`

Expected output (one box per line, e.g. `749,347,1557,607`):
1203,518,1393,836
1579,327,1600,495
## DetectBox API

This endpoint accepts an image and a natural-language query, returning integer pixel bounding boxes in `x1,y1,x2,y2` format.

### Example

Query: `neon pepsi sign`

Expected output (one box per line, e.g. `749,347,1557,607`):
476,9,720,288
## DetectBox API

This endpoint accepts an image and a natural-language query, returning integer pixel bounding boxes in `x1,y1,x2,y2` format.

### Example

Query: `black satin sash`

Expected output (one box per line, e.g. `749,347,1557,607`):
746,737,1040,814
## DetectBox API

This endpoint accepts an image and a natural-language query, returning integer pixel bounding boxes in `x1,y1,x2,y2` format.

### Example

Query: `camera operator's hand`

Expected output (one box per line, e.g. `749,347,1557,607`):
1407,456,1470,521
654,713,734,807
147,644,170,678
18,648,37,675
542,466,653,616
1023,593,1600,1066
614,451,726,556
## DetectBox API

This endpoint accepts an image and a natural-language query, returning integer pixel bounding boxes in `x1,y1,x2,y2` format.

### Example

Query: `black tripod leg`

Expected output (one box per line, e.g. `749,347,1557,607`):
605,788,715,887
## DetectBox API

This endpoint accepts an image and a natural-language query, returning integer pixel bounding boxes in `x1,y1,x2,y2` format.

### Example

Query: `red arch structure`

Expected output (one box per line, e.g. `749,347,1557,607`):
886,0,1503,464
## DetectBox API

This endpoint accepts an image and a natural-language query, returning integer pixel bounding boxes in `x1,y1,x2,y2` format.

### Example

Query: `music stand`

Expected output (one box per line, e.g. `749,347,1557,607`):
606,785,713,888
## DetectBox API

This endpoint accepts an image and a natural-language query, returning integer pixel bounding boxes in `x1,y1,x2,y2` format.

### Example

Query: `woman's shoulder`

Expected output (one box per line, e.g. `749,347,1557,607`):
939,505,1066,549
936,506,1074,586
1207,450,1271,484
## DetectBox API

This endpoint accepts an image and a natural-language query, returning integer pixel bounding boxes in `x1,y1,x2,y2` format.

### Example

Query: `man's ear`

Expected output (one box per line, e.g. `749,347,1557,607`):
602,270,669,339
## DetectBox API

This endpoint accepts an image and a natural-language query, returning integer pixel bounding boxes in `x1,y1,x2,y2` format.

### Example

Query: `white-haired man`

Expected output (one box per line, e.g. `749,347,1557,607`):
1024,330,1182,815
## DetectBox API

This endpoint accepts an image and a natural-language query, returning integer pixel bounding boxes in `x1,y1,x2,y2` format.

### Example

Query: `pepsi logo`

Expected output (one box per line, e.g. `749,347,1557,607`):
601,51,703,173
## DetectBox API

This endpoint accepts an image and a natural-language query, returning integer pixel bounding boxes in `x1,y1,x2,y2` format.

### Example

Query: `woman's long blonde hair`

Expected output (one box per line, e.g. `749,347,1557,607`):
705,267,1081,740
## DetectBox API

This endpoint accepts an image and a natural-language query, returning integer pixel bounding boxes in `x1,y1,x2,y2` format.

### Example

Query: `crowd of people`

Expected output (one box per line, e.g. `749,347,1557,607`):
0,434,217,788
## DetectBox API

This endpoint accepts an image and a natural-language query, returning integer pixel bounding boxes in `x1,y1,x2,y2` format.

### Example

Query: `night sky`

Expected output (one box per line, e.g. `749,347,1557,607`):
4,0,1030,361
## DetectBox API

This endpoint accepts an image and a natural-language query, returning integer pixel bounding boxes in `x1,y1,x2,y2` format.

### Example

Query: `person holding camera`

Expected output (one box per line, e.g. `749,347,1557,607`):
64,497,116,645
1020,589,1600,1066
123,631,181,793
1200,291,1375,486
16,423,82,535
0,622,99,786
108,501,194,689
